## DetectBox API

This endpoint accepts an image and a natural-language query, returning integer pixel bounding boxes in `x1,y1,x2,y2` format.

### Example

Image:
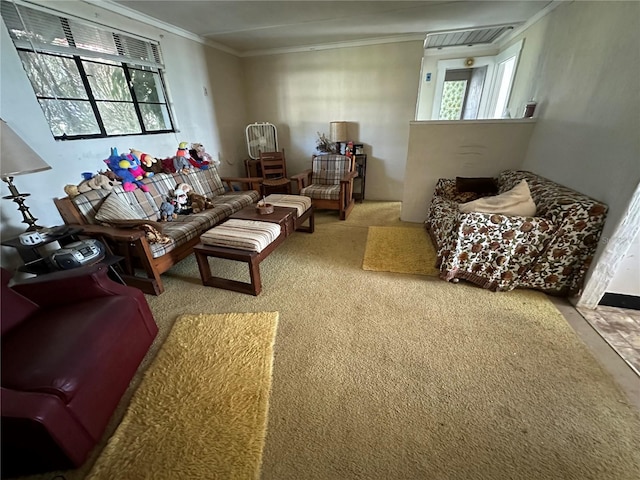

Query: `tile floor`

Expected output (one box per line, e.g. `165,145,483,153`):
577,306,640,376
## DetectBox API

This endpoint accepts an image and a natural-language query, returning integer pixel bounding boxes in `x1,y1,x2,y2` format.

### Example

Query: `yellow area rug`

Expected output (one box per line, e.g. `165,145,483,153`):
87,312,279,480
362,226,440,276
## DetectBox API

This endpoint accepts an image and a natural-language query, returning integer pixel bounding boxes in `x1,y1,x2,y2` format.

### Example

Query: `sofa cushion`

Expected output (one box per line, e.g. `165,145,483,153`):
455,177,498,195
94,192,145,222
201,219,281,252
459,179,536,216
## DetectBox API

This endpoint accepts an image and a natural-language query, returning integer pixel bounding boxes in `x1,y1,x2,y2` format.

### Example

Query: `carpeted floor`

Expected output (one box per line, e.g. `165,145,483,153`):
20,202,640,480
86,312,278,480
362,225,439,276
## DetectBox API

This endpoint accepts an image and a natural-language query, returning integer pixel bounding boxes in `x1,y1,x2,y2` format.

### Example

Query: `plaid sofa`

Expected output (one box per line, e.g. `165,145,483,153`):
55,168,260,294
425,170,608,295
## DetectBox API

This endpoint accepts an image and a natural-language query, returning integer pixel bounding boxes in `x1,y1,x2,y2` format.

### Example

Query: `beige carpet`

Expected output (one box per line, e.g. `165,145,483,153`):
22,202,640,480
362,225,439,276
86,312,278,480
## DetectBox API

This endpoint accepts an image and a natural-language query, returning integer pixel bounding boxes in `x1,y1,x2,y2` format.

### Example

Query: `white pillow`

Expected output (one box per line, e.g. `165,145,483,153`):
95,193,145,222
458,179,536,216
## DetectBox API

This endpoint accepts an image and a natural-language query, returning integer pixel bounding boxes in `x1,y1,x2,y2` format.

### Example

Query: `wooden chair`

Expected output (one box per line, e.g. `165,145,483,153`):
259,149,291,196
291,154,357,220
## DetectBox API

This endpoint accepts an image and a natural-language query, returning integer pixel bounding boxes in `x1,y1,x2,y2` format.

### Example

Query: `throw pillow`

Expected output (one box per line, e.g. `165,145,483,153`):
459,179,537,216
94,193,146,222
456,176,499,194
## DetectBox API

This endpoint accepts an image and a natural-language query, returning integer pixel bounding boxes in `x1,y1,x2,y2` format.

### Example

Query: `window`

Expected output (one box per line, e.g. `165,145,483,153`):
1,0,174,140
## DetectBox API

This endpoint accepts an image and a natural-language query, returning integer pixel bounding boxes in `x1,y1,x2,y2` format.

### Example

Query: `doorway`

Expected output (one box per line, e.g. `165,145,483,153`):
438,66,487,120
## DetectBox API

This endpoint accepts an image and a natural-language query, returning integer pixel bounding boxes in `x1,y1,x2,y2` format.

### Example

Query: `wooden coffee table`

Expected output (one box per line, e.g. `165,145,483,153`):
229,206,297,235
193,207,296,295
231,203,314,234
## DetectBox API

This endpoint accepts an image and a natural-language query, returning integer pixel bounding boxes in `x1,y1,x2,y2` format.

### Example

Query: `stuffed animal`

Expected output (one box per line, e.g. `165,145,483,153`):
175,183,214,213
66,173,121,197
89,173,121,190
188,143,218,170
119,152,150,180
160,157,176,174
131,149,163,176
172,185,192,214
138,223,172,245
104,147,149,192
99,169,121,182
159,201,177,221
173,142,194,174
64,184,80,198
77,173,121,193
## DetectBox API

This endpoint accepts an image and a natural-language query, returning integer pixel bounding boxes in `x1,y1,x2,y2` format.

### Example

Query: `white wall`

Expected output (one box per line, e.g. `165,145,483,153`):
517,1,640,300
401,119,535,222
505,12,550,120
241,41,424,201
0,0,248,268
606,228,640,297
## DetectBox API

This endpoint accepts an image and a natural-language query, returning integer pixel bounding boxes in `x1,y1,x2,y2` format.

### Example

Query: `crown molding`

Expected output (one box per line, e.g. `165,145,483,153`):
80,0,239,56
72,0,562,59
498,0,564,47
239,33,425,58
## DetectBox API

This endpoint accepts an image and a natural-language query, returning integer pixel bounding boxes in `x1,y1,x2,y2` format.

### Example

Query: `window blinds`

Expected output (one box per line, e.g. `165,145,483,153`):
1,0,163,69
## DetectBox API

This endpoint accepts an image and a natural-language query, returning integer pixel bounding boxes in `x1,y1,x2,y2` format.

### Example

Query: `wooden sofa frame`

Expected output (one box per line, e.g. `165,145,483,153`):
54,177,263,296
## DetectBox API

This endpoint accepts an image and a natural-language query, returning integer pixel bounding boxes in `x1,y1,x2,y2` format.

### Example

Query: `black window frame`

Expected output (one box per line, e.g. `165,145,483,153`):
2,0,176,141
16,48,176,140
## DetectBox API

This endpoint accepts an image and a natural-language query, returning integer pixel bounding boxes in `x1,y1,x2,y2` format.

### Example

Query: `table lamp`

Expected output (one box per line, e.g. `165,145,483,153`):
0,119,52,231
329,121,348,143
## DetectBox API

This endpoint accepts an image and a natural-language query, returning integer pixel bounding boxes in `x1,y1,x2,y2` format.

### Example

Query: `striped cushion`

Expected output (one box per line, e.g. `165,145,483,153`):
264,194,312,216
94,192,146,222
200,219,280,253
300,184,340,201
311,154,351,185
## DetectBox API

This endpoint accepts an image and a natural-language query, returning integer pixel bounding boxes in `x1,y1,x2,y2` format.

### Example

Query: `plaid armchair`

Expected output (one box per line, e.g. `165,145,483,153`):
292,154,357,220
425,170,608,295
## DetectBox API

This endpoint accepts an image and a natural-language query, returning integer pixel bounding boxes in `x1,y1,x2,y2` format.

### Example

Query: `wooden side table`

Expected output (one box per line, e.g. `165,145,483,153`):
1,226,124,284
1,226,82,265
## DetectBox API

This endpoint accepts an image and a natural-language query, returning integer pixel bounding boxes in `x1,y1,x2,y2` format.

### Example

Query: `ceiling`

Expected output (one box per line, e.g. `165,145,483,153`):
106,1,554,56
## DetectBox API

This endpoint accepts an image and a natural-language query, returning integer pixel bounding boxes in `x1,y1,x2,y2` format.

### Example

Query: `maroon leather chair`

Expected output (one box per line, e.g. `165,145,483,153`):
1,264,158,477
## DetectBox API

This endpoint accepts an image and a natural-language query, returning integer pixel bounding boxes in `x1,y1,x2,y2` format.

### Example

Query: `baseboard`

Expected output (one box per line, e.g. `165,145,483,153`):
599,293,640,310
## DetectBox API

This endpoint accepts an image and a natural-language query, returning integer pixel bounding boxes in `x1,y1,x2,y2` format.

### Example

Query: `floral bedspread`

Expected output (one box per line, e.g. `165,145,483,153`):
425,170,607,295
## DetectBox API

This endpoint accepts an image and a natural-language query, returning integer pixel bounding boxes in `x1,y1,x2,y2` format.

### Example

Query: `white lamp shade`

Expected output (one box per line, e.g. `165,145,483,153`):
329,121,348,142
0,119,51,178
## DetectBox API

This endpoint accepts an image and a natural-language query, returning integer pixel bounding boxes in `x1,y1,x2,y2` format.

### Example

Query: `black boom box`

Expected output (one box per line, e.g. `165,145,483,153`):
49,239,106,270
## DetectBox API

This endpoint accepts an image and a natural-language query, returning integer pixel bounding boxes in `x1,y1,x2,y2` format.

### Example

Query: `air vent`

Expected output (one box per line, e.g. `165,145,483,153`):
424,24,517,49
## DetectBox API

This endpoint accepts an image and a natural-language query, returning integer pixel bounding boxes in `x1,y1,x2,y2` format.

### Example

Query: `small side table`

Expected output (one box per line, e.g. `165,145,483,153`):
1,226,83,265
2,226,125,284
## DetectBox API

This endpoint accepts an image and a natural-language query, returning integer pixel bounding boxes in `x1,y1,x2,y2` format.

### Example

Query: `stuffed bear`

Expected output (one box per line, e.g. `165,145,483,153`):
64,184,81,198
89,173,120,190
